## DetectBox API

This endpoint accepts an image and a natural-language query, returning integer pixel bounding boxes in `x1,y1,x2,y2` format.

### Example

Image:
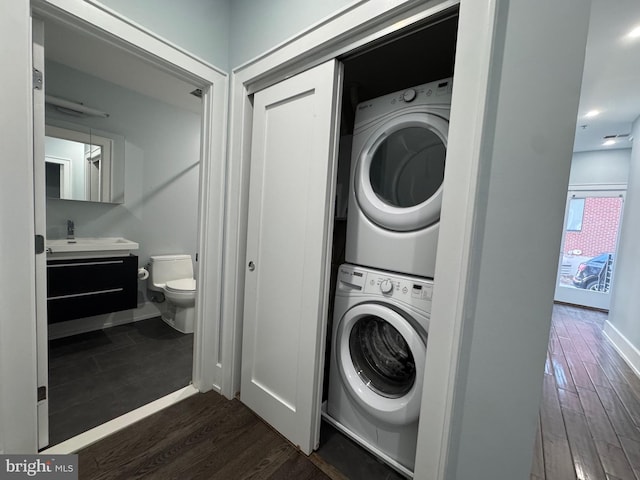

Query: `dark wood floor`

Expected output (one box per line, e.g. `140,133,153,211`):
78,391,330,480
75,305,640,479
531,304,640,480
48,317,193,446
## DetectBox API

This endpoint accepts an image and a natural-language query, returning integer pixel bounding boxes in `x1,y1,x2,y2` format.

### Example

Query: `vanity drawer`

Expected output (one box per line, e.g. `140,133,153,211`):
47,255,137,323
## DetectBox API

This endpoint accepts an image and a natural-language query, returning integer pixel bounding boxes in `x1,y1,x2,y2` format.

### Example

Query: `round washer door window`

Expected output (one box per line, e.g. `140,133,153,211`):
349,316,416,398
355,112,448,232
336,302,426,425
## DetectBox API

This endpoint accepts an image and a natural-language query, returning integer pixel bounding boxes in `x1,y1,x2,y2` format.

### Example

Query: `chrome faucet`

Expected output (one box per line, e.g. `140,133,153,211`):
67,220,75,242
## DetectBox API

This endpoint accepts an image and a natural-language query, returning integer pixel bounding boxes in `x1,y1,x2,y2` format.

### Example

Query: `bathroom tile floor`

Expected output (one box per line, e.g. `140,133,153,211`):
47,317,193,447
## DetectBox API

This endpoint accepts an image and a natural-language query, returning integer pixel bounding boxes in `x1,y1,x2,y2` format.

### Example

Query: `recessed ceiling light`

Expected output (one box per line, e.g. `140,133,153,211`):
603,139,616,146
628,26,640,38
585,110,600,118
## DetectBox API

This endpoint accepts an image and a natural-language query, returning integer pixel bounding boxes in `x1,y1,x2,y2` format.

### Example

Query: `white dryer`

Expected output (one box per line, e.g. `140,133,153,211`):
324,264,433,477
345,78,452,279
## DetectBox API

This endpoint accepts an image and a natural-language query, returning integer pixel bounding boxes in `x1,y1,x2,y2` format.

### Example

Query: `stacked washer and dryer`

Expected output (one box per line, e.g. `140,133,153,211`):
325,78,452,477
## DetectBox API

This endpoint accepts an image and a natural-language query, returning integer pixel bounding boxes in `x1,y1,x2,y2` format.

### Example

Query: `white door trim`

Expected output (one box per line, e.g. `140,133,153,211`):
21,0,227,451
33,16,49,450
0,0,39,454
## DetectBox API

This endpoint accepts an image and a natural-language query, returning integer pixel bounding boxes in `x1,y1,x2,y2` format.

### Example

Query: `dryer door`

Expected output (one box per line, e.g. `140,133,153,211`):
335,302,426,425
355,112,448,232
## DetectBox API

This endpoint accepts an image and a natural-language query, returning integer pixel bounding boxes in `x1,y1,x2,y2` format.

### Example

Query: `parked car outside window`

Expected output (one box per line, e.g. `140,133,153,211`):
572,253,614,291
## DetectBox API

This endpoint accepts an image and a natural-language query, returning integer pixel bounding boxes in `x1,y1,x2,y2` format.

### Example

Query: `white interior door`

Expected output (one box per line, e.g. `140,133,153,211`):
554,189,625,310
241,59,342,454
33,18,49,449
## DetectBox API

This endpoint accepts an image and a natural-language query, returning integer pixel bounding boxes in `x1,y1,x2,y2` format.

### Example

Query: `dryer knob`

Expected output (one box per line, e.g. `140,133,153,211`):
403,89,417,102
380,279,394,294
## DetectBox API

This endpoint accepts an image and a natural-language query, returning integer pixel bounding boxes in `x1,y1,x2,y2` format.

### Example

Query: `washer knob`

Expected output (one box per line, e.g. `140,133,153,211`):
403,89,417,102
380,279,394,294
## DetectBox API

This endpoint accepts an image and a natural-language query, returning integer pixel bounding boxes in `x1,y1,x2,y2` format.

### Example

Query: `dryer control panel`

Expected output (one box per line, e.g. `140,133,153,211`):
337,264,433,312
354,77,453,125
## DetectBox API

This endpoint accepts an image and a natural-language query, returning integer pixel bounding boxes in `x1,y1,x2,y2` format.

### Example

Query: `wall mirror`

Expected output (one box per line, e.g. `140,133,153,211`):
44,120,125,204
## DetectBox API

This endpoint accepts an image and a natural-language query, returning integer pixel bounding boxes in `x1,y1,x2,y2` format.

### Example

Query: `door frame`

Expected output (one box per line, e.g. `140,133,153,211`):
33,17,49,450
12,0,228,452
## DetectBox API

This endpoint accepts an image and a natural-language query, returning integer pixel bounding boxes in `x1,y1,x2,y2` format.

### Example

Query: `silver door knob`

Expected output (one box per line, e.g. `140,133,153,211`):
248,261,255,271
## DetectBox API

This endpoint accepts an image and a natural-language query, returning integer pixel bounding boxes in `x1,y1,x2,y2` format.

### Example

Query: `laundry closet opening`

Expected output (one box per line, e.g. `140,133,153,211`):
317,9,459,478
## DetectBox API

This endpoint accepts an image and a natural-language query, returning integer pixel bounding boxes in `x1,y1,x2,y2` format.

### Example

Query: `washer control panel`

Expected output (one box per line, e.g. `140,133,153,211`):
337,264,433,311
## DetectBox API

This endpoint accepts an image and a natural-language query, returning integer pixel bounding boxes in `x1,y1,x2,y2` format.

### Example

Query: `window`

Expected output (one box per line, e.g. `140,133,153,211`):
566,198,585,231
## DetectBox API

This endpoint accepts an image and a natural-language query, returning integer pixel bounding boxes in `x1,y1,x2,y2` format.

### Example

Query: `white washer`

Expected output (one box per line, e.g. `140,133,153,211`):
324,264,433,477
345,78,452,279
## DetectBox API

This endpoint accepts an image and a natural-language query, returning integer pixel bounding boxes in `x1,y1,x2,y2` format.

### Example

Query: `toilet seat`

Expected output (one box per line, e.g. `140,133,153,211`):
165,278,196,293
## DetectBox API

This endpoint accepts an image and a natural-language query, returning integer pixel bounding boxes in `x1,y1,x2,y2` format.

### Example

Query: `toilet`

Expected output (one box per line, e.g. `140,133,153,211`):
148,254,196,334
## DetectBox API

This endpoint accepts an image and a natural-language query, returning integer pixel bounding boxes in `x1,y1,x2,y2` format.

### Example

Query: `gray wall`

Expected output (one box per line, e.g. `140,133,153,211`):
98,0,230,71
569,148,631,185
229,0,354,67
434,1,590,477
94,0,366,78
97,0,356,69
45,60,201,302
608,117,640,357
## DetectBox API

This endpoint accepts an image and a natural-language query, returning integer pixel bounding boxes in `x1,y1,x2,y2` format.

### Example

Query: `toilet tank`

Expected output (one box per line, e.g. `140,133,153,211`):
149,254,194,289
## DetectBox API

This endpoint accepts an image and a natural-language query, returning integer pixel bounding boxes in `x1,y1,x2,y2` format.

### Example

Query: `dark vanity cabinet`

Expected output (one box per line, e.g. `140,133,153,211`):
47,255,138,323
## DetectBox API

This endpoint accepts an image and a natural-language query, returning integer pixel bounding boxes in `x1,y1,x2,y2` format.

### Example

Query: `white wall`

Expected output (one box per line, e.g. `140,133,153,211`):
569,148,630,185
449,0,589,475
416,0,590,478
229,0,354,67
607,117,640,370
0,0,38,454
98,0,230,71
45,60,201,307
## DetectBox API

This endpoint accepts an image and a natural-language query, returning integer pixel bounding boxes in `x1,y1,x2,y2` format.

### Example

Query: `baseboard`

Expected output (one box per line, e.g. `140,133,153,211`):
48,301,164,340
603,320,640,378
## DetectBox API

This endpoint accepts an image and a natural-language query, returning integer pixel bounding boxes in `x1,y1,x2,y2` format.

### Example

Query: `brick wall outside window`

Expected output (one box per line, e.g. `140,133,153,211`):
563,196,623,258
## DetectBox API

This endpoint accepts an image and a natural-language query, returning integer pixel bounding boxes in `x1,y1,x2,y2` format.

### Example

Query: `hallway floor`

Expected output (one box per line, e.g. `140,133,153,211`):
48,317,193,446
69,305,640,479
531,304,640,480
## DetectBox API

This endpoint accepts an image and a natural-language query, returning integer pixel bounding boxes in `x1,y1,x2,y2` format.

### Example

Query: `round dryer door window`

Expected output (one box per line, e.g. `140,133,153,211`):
355,112,448,232
335,302,426,425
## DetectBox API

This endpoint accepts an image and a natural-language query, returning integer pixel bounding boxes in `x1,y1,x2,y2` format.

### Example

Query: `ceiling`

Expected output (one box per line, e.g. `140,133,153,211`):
573,0,640,152
43,19,202,114
43,1,640,153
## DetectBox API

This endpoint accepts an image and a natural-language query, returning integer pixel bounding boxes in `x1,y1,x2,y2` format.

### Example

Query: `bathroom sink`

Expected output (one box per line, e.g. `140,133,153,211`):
46,237,139,258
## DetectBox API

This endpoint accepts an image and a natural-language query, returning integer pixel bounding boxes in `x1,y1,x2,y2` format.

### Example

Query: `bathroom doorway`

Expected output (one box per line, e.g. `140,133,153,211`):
39,17,200,448
32,5,227,451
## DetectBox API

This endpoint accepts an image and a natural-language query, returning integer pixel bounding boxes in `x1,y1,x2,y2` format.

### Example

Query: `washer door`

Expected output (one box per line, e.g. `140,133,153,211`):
355,112,448,232
335,302,426,425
